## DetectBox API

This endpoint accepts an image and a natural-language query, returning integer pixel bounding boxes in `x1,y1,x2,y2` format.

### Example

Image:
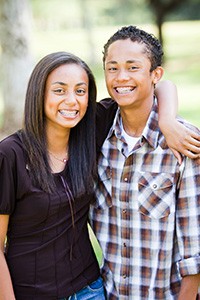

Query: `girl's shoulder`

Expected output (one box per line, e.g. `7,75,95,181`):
0,131,23,157
0,131,22,146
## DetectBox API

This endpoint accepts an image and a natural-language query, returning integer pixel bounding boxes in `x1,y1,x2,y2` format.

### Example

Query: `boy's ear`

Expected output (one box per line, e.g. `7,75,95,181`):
152,66,164,84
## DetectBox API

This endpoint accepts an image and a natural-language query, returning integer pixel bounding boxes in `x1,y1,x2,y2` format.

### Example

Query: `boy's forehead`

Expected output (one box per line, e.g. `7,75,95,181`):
105,39,147,62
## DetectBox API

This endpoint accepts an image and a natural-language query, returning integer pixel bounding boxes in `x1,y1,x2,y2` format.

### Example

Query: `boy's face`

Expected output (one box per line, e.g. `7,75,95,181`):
104,38,161,110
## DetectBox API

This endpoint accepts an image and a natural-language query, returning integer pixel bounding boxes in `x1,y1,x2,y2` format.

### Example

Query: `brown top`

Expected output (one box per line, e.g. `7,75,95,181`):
0,133,99,300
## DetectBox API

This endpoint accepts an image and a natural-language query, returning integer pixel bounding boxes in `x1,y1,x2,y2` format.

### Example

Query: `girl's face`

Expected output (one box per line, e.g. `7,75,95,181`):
44,63,89,132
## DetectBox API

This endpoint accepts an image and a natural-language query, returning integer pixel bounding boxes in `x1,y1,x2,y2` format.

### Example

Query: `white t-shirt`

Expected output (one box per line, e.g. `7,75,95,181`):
121,121,140,156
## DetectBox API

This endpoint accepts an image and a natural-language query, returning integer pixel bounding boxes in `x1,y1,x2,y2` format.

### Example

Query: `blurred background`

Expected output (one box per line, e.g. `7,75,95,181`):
0,0,200,138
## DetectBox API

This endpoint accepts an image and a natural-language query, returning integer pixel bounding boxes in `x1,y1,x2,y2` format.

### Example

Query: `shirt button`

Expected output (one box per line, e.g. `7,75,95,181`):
152,183,157,189
124,177,128,182
123,274,127,279
122,209,127,214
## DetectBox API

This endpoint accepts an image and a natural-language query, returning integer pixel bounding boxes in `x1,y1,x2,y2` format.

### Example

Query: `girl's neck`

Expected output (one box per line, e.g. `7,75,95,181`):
46,126,70,153
46,126,70,173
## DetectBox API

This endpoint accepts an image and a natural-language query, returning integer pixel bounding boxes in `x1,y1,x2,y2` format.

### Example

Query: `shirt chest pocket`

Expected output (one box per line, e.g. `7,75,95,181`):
138,172,175,219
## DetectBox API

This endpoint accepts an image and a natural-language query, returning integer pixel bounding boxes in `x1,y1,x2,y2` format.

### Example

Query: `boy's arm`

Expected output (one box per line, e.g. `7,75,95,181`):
176,155,200,300
155,80,200,164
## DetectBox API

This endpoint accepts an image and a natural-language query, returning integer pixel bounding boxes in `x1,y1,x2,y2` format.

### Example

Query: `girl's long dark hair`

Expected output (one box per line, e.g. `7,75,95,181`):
20,51,97,196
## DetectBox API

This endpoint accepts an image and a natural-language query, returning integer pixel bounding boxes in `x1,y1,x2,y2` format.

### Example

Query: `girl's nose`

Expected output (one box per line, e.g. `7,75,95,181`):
64,93,77,105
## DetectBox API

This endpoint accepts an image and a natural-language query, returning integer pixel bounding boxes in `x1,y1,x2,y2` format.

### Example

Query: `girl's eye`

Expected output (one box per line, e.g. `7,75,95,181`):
53,88,65,94
76,88,86,95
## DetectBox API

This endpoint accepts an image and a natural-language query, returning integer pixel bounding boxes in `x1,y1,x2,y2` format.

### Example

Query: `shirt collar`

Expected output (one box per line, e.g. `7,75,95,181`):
106,98,160,149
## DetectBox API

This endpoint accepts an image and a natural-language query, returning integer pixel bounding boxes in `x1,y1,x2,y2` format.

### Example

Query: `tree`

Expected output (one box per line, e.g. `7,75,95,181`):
77,0,96,65
146,0,187,46
0,0,33,135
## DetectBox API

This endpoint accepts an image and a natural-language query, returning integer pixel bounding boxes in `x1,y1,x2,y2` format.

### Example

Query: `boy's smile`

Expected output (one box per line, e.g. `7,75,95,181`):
104,38,162,111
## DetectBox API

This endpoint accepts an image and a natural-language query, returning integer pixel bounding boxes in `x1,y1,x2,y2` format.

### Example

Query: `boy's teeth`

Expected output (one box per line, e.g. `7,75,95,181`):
116,87,133,94
60,110,77,117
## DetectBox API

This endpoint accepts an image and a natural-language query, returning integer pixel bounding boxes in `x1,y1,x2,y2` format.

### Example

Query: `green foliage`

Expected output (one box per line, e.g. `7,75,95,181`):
0,19,199,130
30,0,200,29
169,0,200,20
161,21,200,127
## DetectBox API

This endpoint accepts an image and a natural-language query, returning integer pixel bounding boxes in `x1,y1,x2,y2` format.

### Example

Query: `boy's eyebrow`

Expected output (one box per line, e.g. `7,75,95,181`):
126,60,139,64
106,59,140,64
105,60,117,65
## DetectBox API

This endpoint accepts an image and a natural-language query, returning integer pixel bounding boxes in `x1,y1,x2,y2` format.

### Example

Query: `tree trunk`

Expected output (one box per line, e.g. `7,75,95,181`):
0,0,33,135
147,0,187,53
157,15,164,47
78,0,96,65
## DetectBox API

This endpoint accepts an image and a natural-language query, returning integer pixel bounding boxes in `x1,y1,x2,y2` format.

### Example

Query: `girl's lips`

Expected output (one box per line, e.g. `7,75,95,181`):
59,109,78,117
114,86,135,94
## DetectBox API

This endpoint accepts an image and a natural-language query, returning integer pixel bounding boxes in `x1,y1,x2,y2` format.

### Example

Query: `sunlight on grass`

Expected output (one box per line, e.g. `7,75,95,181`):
88,224,103,266
0,20,199,264
1,20,199,136
1,20,199,128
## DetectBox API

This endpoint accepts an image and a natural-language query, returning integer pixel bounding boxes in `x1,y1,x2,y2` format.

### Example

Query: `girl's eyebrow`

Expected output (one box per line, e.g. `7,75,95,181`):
52,81,66,86
51,81,88,86
76,82,88,87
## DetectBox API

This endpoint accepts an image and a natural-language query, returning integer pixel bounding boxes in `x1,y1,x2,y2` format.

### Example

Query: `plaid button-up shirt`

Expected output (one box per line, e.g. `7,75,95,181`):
90,99,200,299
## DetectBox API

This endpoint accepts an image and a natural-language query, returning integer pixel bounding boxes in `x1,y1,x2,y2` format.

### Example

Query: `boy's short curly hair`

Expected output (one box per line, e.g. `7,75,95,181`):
103,25,163,72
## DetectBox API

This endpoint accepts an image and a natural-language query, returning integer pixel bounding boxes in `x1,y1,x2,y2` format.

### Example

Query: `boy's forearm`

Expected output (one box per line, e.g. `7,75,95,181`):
155,80,178,121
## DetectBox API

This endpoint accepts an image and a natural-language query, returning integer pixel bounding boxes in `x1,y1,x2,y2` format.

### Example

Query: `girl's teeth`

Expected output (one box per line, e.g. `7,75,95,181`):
60,110,77,117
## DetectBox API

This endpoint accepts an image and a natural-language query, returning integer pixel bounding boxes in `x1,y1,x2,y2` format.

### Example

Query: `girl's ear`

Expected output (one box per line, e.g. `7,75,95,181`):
152,66,164,85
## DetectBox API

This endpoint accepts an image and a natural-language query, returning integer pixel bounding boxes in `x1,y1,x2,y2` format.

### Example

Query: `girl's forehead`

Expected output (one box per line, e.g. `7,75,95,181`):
47,64,88,82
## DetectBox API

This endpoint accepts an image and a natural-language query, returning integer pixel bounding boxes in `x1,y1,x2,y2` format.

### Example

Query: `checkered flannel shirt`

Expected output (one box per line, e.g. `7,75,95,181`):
90,99,200,299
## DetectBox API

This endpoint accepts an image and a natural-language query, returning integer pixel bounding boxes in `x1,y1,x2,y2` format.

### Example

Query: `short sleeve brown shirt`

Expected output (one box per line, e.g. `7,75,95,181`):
0,133,99,300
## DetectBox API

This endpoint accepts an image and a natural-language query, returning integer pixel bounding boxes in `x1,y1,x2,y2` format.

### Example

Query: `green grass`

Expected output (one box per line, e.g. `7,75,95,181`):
161,21,200,127
88,224,103,266
34,21,200,127
0,20,199,262
0,20,200,128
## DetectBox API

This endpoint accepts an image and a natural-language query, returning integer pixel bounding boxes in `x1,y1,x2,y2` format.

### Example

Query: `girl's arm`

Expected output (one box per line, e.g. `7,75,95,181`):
155,80,200,164
0,215,16,300
177,274,200,300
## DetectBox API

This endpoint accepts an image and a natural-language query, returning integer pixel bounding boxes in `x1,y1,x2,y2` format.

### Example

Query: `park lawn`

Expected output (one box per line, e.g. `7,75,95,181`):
0,20,200,128
32,20,200,127
0,20,199,263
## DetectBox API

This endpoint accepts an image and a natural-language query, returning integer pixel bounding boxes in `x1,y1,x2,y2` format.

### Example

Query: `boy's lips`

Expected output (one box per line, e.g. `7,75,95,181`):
114,86,135,94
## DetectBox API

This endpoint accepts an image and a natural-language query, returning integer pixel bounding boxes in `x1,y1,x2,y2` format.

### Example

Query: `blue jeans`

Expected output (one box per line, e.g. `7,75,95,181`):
58,276,105,300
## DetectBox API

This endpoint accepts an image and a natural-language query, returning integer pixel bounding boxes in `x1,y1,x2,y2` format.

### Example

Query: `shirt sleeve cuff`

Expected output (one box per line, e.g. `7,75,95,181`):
177,256,200,277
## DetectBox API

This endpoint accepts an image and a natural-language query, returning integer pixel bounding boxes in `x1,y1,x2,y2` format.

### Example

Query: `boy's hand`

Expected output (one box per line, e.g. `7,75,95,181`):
159,118,200,164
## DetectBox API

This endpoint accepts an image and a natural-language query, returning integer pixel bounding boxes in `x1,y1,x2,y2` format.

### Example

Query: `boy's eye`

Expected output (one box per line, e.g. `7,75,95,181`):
107,67,117,72
129,66,138,70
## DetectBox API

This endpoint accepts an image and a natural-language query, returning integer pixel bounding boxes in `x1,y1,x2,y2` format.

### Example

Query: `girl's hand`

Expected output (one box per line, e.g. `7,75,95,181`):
159,118,200,164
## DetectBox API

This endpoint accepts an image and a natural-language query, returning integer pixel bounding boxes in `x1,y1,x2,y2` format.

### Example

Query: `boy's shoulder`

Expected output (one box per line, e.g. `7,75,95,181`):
177,116,200,135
